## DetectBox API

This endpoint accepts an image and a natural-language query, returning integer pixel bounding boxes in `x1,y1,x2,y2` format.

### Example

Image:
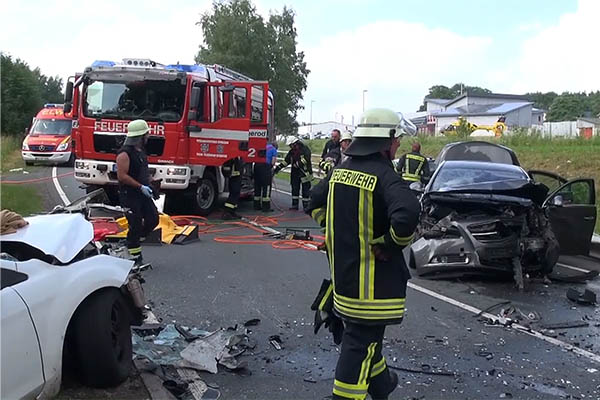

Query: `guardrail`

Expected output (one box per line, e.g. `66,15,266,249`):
275,150,325,179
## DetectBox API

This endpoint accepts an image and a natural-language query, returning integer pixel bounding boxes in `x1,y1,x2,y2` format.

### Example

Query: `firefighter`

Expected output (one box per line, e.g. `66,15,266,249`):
274,137,312,210
116,119,159,266
307,108,420,400
253,142,278,212
396,142,430,184
222,156,243,219
319,130,353,174
321,129,341,159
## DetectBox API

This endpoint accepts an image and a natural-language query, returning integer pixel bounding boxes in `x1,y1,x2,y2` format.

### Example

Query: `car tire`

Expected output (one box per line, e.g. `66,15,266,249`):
193,172,217,216
71,288,132,388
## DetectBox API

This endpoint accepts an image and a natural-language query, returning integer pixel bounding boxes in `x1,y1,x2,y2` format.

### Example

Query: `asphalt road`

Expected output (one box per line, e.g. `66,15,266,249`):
6,165,600,399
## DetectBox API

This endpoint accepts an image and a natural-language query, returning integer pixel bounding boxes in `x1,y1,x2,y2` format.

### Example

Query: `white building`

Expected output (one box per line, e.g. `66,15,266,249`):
423,92,545,134
297,121,355,140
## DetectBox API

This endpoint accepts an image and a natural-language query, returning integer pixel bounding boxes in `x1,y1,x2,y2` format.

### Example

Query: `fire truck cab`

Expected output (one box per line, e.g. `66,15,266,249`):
22,104,74,166
65,59,273,215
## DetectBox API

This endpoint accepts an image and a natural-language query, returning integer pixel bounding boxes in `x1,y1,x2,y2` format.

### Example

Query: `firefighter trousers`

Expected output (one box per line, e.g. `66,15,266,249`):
120,192,159,259
253,163,272,211
333,322,396,400
290,172,311,210
224,175,241,212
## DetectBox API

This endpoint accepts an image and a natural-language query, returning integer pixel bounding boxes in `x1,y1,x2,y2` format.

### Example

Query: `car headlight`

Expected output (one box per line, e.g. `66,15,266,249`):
75,161,89,169
167,167,187,176
56,142,69,151
22,142,29,151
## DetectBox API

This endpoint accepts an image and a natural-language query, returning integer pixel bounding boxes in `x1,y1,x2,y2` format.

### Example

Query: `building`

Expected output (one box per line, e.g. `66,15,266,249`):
297,121,355,140
423,92,545,134
577,117,600,138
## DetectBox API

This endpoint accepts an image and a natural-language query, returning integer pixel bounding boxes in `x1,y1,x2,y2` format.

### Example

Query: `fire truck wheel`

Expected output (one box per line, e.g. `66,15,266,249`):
194,172,217,216
65,152,75,167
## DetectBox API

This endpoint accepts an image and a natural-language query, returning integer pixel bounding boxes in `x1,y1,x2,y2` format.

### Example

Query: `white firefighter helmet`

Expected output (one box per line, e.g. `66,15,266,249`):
285,136,301,147
340,130,352,142
345,108,400,156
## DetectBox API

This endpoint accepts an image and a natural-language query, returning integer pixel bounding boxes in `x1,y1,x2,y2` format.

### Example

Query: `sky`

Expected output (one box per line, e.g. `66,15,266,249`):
2,0,599,126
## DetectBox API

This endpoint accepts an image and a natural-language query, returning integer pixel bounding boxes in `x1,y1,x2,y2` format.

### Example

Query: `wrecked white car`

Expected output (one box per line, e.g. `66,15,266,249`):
409,142,597,283
1,213,146,399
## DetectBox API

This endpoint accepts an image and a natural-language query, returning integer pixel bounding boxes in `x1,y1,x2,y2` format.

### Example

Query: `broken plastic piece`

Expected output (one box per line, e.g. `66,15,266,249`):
268,335,283,350
566,288,597,305
244,318,261,327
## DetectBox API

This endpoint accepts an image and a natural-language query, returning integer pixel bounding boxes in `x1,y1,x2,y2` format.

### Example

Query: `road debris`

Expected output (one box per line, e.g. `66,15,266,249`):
269,335,283,350
566,288,597,305
388,365,456,377
540,321,590,330
244,318,261,327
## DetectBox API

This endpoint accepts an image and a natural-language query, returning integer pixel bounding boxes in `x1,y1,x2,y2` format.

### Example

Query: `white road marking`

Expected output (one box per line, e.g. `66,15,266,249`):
52,166,70,205
556,262,590,273
407,281,600,364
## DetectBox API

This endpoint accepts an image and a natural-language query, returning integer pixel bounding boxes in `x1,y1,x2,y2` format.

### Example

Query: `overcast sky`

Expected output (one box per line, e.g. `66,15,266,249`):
2,0,598,125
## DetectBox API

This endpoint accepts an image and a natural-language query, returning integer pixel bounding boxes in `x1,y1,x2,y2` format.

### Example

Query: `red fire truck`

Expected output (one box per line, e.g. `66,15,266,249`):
65,58,273,215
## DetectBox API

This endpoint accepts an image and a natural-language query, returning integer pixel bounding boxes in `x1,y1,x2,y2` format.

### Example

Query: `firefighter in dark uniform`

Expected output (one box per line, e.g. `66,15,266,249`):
222,156,243,219
116,119,159,266
254,142,278,212
274,137,312,210
396,142,430,184
307,108,420,400
319,130,353,174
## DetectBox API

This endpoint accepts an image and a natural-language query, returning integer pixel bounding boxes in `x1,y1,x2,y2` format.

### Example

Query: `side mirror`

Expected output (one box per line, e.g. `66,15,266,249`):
63,102,72,114
409,181,424,193
64,81,74,103
552,195,564,207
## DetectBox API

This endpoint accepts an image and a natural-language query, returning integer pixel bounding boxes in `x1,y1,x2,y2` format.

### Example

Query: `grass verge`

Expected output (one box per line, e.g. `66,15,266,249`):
0,134,25,173
0,184,43,216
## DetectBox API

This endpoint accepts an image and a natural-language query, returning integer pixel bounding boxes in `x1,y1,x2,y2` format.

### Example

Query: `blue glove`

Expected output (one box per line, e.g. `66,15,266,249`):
140,185,153,198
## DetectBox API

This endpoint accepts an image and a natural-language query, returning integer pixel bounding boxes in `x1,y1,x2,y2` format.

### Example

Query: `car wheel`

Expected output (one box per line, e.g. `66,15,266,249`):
71,288,132,388
194,172,217,216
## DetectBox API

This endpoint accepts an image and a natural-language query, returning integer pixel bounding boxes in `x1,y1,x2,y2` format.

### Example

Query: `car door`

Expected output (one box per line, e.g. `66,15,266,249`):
528,170,567,193
543,178,597,255
1,268,45,400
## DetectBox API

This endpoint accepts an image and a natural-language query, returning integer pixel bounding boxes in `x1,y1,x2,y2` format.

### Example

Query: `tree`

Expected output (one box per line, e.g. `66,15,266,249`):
1,54,43,135
196,0,309,134
525,91,558,111
547,93,586,122
35,71,64,104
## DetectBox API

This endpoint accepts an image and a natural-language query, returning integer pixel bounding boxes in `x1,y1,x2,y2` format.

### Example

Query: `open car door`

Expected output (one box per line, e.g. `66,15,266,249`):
187,81,267,166
528,170,568,193
543,178,597,255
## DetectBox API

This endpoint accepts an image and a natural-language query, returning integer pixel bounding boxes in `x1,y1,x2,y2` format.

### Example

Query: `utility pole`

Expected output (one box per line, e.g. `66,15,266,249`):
310,100,316,136
362,90,368,112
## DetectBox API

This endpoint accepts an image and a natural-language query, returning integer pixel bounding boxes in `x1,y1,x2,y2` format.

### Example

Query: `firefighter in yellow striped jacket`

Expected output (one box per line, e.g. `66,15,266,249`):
395,142,430,184
307,108,420,400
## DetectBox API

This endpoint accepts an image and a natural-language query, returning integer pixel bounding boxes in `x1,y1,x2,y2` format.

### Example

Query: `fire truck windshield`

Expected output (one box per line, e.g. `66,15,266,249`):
83,79,186,122
31,119,72,135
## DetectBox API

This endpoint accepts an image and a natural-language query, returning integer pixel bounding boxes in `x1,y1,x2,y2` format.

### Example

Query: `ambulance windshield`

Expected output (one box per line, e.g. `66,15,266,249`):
83,79,186,122
30,119,72,135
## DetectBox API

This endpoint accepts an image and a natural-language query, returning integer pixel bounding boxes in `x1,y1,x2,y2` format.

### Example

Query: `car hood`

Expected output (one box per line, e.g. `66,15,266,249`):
26,135,70,146
428,181,549,206
0,214,93,263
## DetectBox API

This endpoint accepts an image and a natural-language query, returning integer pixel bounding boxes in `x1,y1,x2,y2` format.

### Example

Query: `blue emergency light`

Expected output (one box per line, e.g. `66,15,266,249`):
43,103,62,108
91,60,116,68
165,64,206,74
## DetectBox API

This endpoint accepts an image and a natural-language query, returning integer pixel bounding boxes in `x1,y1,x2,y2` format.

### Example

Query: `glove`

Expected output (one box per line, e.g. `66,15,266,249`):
140,185,153,198
273,165,282,174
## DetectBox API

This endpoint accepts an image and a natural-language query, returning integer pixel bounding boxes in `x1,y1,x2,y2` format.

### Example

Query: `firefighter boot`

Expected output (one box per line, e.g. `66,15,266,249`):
253,198,262,211
369,370,399,400
262,201,272,212
222,210,241,220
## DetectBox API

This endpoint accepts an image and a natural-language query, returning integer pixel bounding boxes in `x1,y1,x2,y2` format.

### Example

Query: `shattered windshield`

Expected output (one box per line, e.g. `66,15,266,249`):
431,162,529,192
30,119,71,135
83,79,186,122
